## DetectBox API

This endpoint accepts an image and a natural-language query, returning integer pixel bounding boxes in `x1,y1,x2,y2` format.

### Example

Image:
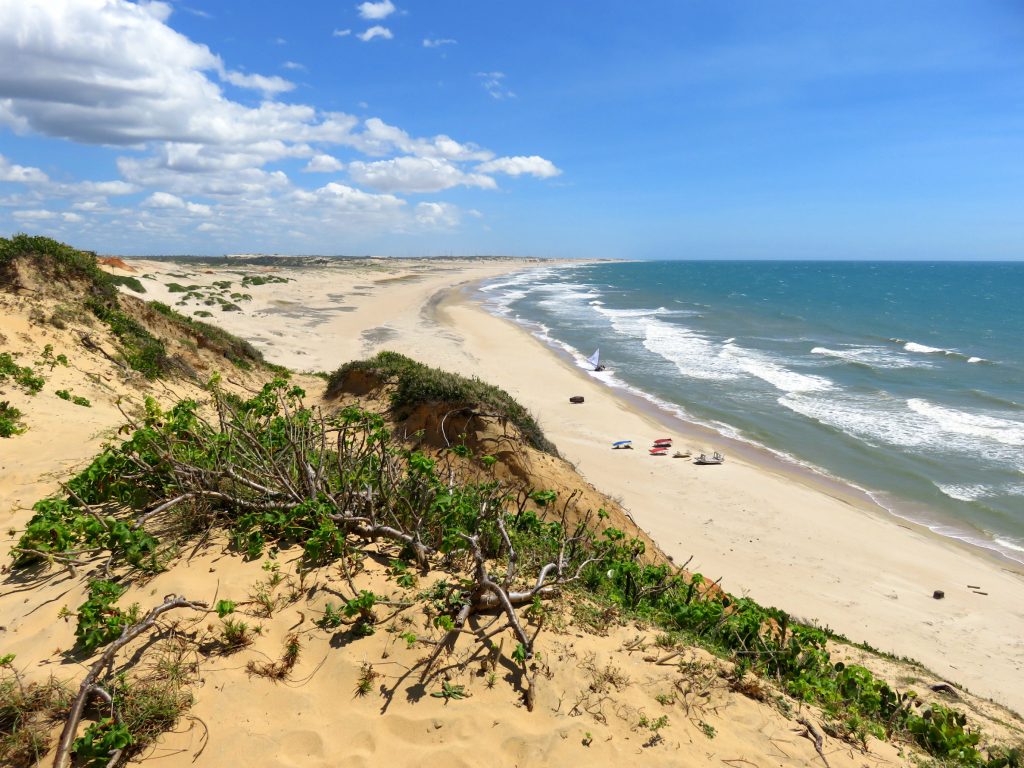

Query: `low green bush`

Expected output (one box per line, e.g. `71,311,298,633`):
327,351,556,454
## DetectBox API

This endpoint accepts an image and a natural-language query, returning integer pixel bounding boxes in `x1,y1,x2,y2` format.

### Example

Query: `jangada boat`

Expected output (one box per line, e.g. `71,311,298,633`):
694,451,725,465
587,349,605,372
649,447,668,455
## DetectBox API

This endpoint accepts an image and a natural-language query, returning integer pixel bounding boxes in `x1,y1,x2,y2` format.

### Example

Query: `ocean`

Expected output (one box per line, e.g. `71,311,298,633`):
479,261,1024,564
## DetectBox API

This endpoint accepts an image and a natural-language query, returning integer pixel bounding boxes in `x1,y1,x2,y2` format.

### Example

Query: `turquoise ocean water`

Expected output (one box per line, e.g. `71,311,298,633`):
480,261,1024,563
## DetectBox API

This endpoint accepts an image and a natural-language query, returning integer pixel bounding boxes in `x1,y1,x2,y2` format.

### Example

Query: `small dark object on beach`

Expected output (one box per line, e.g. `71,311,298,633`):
933,590,945,600
569,395,584,404
972,590,988,596
930,682,961,699
967,584,980,589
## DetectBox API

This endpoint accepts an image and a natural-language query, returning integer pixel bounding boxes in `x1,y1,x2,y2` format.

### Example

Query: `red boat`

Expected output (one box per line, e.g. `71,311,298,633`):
649,447,668,455
653,439,672,446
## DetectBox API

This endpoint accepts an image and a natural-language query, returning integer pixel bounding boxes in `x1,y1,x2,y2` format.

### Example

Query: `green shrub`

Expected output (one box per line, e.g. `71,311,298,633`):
75,580,141,652
0,402,24,437
327,351,556,454
55,390,91,407
110,274,145,293
149,301,263,369
0,353,44,394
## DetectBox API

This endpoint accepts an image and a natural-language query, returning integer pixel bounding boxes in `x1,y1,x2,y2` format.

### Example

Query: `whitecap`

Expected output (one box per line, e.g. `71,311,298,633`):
904,341,947,355
722,341,833,393
907,399,1024,446
811,345,931,370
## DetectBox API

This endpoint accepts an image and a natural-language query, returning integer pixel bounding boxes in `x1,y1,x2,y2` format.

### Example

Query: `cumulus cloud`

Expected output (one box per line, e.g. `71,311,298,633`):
423,38,456,48
12,209,57,220
350,118,493,161
304,154,344,173
358,26,393,42
0,154,48,184
221,70,295,95
357,0,396,20
143,191,186,209
415,201,460,228
477,156,562,178
349,156,496,193
0,0,560,249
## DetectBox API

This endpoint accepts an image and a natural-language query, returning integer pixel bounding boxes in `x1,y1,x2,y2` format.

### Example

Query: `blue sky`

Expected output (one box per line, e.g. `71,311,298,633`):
1,1,1022,258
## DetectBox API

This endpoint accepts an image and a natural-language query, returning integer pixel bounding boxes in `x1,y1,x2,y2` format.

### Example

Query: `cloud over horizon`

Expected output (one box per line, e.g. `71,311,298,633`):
0,0,560,252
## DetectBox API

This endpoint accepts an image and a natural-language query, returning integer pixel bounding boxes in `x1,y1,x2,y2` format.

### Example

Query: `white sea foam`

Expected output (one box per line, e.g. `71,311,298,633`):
780,392,1024,470
901,340,989,363
937,482,1024,502
907,398,1024,446
993,537,1024,555
722,341,833,393
811,345,932,370
904,341,947,354
937,484,992,502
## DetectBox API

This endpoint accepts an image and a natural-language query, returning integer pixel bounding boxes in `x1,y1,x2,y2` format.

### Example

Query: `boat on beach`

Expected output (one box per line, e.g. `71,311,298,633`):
694,451,725,465
587,349,605,371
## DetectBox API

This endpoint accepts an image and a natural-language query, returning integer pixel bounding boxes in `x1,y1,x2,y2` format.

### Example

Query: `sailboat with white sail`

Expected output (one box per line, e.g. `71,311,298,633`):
587,349,605,372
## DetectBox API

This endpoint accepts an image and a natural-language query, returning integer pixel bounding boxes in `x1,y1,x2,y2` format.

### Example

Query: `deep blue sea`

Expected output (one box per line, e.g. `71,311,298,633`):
480,261,1024,563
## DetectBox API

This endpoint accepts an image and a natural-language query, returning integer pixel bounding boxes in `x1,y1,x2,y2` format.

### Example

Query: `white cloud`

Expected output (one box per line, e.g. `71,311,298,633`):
477,71,515,100
477,155,562,178
282,61,306,71
0,0,559,249
143,191,185,209
423,38,456,48
12,209,57,220
358,26,393,42
351,118,493,161
333,28,352,37
304,154,344,173
0,154,48,183
349,157,496,193
415,201,460,228
74,180,137,196
221,70,295,95
357,0,395,20
62,211,83,222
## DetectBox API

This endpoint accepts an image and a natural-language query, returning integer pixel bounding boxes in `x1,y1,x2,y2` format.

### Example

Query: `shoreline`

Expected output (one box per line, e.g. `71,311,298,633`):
492,290,1024,577
117,256,1024,713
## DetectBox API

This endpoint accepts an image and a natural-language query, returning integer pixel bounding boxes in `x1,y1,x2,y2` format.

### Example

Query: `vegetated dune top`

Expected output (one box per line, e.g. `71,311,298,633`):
1,237,1022,768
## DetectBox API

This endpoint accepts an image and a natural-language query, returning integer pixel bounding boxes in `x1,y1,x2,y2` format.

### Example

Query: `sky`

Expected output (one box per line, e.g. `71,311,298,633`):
0,0,1022,259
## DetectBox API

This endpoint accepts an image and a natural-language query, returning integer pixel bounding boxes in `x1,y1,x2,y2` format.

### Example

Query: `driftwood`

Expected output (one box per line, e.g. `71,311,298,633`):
796,716,831,768
53,595,207,768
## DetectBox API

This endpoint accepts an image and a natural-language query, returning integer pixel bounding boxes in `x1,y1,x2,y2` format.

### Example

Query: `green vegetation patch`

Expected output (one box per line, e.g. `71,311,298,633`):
241,274,289,286
0,402,25,437
0,353,44,394
55,389,91,407
0,235,168,379
110,274,146,293
150,301,263,370
327,351,556,454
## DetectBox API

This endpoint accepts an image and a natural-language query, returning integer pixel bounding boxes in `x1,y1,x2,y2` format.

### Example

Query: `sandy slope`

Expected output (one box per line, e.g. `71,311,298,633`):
106,256,1024,714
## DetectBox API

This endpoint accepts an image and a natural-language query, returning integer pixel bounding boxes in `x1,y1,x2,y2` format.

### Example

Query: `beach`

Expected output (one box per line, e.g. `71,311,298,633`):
121,256,1024,713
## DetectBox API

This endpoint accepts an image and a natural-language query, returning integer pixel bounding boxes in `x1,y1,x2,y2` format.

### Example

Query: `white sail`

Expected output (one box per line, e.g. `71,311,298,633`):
586,349,601,369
